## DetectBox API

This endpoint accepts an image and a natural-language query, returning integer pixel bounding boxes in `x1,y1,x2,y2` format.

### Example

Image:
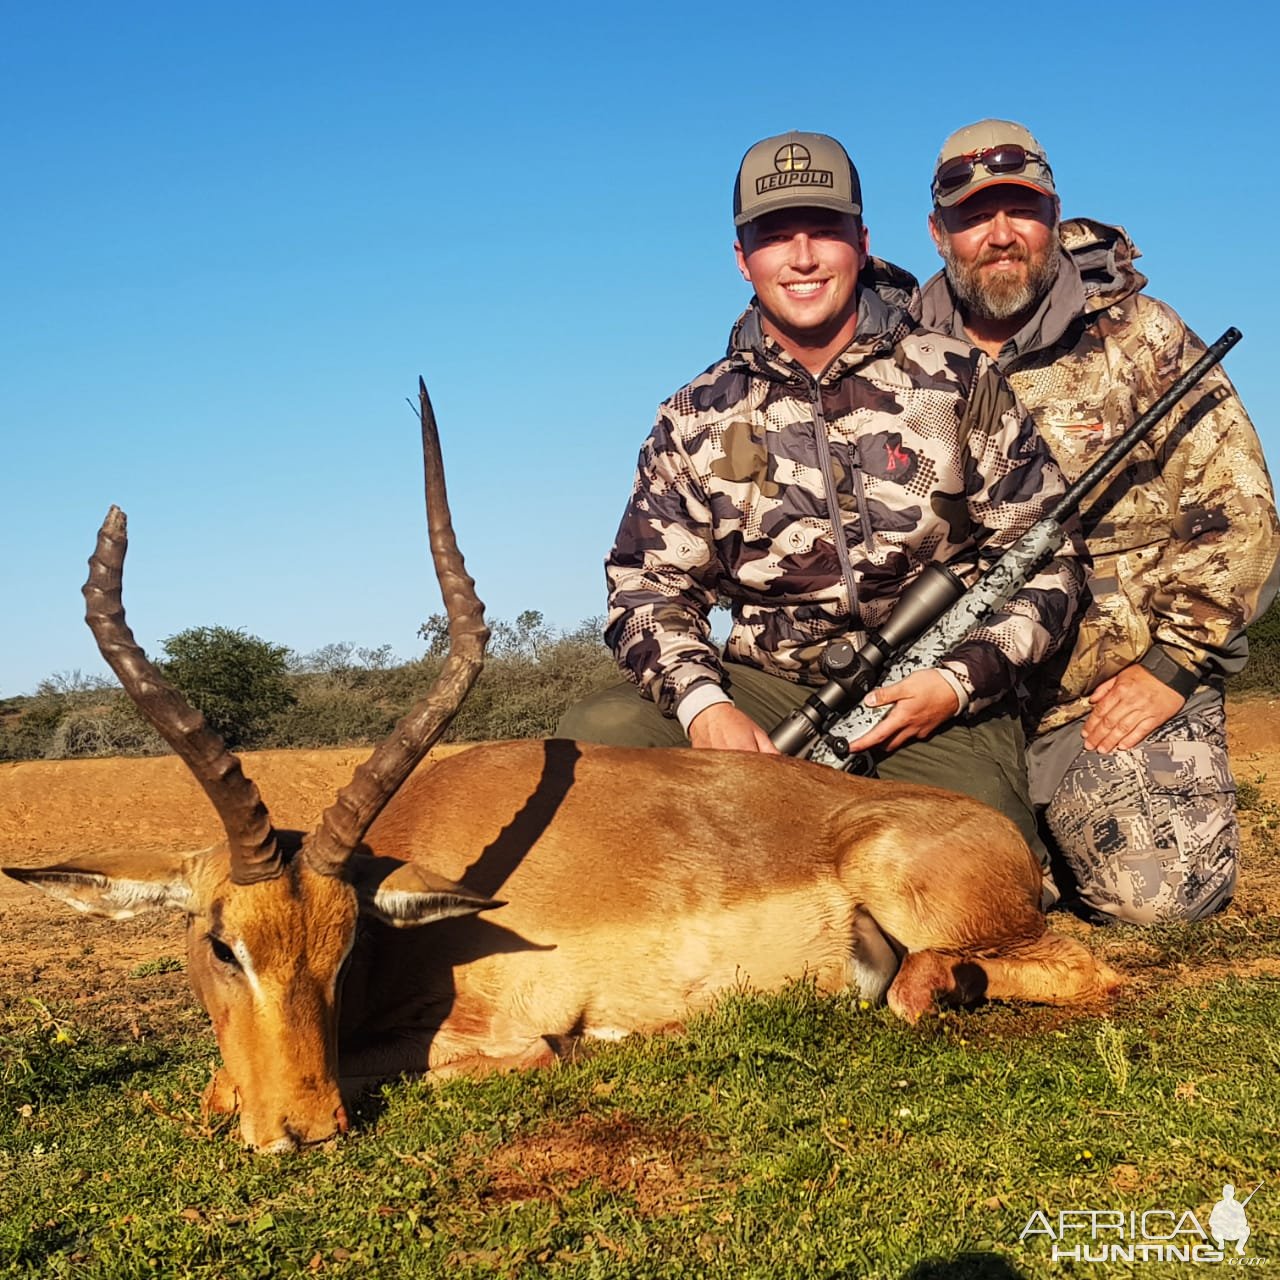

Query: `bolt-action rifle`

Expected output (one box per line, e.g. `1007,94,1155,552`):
769,326,1242,773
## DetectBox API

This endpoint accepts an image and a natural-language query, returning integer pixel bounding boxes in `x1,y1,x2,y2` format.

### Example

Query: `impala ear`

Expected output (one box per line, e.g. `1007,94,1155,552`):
348,856,503,928
4,850,197,919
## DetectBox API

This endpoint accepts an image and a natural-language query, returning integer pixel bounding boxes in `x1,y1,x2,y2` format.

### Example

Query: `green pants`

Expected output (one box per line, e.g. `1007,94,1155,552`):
557,660,1046,862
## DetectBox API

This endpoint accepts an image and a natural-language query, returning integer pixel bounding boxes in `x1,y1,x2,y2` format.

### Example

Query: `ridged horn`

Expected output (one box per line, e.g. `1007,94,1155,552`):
305,378,489,876
83,509,282,884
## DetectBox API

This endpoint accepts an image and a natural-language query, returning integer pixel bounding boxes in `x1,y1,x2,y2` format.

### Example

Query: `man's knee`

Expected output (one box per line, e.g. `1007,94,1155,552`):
1046,743,1239,926
555,683,686,748
1071,850,1237,926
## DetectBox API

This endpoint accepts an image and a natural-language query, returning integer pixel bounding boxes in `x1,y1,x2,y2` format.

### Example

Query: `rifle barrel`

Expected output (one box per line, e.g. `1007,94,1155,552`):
1240,1180,1265,1208
1048,327,1241,524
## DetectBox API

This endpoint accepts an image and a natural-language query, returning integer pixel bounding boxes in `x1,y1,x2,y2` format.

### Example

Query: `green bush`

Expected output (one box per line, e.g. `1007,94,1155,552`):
266,683,398,748
447,662,609,740
1231,594,1280,694
5,592,1276,765
0,694,65,762
443,622,618,741
267,618,617,748
0,673,165,762
3,616,620,760
160,626,295,750
264,653,444,748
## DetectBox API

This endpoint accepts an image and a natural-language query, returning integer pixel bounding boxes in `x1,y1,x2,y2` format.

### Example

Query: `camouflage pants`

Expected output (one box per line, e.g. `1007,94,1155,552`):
1026,687,1238,924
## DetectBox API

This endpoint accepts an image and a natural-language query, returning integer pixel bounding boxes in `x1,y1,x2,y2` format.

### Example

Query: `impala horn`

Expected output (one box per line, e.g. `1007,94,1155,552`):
84,510,282,884
304,378,489,877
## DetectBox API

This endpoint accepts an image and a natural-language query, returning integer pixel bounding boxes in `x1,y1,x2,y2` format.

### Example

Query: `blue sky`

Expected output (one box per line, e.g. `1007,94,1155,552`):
4,0,1277,696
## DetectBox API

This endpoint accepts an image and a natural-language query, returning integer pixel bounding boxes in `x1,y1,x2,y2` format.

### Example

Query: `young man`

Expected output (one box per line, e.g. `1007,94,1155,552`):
921,118,1280,923
558,131,1084,855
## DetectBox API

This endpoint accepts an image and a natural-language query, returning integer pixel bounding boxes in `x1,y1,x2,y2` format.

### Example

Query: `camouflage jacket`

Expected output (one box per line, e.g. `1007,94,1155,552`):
922,219,1280,735
605,258,1086,722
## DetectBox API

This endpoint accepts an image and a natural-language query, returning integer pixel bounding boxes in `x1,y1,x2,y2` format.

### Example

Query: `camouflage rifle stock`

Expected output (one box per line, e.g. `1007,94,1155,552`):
770,326,1243,773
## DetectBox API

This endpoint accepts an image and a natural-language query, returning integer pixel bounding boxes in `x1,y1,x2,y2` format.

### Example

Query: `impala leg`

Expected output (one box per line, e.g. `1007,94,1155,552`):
886,930,1120,1022
334,1031,566,1097
961,933,1121,1006
428,1037,562,1080
849,906,903,1004
885,950,987,1023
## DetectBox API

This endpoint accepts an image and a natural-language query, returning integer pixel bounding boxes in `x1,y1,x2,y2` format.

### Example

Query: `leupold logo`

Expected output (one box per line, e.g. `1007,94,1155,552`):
774,142,811,172
756,142,833,195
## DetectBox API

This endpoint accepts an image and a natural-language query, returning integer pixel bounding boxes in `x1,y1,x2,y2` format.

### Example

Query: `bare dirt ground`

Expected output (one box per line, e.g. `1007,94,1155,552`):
1,702,1277,1040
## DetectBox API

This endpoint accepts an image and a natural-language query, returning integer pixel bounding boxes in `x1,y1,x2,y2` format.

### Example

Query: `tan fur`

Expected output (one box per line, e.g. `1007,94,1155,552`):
337,739,1119,1080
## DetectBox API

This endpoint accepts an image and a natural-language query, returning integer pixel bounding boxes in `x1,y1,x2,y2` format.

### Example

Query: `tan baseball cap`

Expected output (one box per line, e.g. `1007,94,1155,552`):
931,119,1056,208
733,131,862,227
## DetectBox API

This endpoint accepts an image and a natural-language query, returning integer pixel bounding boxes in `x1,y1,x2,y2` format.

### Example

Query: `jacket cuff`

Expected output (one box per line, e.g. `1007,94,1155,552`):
1139,646,1201,699
938,660,976,709
933,667,971,715
676,684,733,733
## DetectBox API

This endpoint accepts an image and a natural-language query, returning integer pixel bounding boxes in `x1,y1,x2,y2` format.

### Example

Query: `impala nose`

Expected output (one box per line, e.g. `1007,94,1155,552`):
254,1133,303,1156
244,1111,345,1153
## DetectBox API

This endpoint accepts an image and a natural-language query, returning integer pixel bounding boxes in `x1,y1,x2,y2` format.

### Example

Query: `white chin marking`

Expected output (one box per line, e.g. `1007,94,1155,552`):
850,958,895,1003
251,1135,299,1156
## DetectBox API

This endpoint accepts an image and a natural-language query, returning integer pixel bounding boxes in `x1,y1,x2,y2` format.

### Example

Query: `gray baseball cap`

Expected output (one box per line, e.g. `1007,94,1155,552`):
733,131,862,227
931,119,1056,208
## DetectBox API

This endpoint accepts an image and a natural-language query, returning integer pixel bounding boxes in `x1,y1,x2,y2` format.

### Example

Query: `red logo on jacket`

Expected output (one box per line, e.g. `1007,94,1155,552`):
859,432,918,483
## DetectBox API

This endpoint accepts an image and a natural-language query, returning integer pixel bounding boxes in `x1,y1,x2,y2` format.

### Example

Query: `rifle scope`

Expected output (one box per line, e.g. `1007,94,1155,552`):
768,562,966,758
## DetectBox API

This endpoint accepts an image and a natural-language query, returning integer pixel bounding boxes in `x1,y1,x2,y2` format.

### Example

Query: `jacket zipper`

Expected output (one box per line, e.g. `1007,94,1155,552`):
806,376,866,624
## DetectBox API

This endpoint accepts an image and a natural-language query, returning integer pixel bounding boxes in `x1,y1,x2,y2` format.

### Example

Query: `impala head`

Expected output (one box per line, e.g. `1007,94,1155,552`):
4,381,492,1152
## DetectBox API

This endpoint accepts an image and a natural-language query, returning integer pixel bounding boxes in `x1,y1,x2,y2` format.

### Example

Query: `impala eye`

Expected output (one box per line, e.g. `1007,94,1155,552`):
208,936,240,968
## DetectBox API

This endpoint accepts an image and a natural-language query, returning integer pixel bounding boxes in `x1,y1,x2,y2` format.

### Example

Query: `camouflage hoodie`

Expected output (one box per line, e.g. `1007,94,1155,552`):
921,219,1280,735
605,258,1086,722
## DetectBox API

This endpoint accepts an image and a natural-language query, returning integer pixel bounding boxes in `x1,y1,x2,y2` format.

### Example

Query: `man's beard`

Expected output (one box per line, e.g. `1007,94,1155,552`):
939,229,1061,322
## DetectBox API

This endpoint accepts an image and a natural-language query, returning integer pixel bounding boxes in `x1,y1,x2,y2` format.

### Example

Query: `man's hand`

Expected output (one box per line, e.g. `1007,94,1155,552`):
687,703,780,753
1082,664,1185,753
844,669,961,754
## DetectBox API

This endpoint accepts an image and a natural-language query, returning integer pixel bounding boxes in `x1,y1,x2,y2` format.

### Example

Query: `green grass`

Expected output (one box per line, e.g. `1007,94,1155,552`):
1237,772,1280,862
127,957,185,980
2,977,1277,1278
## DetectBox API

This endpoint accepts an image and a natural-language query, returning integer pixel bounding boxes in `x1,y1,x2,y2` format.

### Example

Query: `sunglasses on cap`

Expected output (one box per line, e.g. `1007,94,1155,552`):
932,144,1050,197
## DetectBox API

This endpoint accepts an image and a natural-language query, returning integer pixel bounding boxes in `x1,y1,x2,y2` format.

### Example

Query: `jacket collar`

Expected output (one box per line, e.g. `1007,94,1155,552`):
1061,217,1148,312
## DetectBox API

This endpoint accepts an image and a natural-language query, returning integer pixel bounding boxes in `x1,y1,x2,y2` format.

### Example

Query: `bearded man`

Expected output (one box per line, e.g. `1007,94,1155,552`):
921,118,1280,924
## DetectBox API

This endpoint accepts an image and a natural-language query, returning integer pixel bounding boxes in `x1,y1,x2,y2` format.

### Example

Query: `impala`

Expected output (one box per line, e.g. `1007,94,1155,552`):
5,382,1119,1152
